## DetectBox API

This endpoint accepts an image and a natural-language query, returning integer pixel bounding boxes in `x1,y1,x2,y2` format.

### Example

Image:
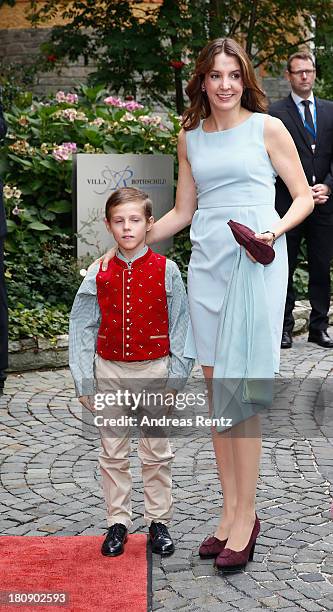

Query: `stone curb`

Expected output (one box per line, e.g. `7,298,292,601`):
8,334,68,373
7,301,333,373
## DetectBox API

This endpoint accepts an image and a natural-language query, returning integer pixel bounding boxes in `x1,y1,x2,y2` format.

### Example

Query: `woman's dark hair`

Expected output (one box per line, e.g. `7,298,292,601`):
182,38,268,131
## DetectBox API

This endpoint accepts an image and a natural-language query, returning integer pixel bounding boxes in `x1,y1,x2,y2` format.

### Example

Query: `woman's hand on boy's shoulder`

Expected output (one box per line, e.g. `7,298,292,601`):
87,246,117,273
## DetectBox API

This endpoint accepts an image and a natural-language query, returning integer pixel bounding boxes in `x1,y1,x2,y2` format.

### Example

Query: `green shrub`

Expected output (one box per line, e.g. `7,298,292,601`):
0,60,37,109
166,228,191,286
293,266,309,299
5,236,81,311
9,304,69,341
5,236,84,340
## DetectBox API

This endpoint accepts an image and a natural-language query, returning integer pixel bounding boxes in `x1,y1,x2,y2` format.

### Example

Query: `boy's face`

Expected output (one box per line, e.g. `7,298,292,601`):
105,200,154,257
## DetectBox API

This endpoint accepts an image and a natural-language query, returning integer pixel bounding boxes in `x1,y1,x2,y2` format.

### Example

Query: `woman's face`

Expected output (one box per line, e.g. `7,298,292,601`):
203,52,244,112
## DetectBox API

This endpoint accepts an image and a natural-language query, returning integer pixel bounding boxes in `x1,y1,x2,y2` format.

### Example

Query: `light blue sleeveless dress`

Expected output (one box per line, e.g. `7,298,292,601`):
183,112,288,374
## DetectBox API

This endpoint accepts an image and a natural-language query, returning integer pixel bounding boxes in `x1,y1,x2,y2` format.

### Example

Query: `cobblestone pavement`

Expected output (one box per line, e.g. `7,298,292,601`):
0,332,333,611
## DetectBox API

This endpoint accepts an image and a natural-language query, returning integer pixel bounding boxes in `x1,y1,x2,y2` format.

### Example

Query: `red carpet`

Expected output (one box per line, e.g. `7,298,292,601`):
0,535,150,612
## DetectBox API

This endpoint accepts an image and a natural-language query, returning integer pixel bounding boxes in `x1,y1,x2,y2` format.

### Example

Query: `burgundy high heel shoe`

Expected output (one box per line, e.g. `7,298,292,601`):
215,514,260,573
199,535,228,559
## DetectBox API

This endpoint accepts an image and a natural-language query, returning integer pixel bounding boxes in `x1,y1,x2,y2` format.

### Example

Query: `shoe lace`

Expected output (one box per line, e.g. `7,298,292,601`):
109,523,126,538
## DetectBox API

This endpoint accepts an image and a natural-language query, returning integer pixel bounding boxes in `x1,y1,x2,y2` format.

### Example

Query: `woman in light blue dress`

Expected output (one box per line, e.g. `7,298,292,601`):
102,38,313,572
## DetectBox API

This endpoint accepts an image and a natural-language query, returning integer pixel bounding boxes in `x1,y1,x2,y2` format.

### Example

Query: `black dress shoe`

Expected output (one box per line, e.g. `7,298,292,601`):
101,523,128,557
149,522,175,556
308,330,333,348
281,331,292,349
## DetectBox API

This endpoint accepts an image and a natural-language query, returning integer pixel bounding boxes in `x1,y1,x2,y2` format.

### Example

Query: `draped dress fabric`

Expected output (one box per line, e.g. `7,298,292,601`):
183,113,288,376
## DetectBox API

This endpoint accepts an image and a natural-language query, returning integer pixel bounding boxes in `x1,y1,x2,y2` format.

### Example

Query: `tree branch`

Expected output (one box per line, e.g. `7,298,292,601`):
246,0,258,57
253,35,316,67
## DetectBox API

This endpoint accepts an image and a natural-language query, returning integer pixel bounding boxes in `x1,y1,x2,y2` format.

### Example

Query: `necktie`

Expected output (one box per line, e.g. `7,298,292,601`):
301,100,315,146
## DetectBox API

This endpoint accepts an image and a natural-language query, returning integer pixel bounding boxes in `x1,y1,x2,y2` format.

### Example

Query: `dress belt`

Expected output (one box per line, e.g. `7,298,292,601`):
197,201,274,209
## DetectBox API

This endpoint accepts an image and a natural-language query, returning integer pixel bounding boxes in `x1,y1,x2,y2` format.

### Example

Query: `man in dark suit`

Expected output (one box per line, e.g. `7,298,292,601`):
0,102,7,391
270,51,333,349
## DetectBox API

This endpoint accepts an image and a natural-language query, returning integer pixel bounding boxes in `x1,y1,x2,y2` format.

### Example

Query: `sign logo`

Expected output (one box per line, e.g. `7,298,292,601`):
87,165,134,194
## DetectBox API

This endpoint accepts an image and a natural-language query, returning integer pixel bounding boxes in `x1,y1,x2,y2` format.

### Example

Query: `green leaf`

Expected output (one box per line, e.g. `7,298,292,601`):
30,179,44,191
39,159,55,170
47,200,72,213
40,210,56,221
0,156,10,174
7,154,33,168
4,219,17,232
27,222,51,231
37,193,52,206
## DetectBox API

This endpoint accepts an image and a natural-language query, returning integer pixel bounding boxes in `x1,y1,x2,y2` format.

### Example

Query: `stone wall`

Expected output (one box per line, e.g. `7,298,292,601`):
0,28,95,95
262,76,291,104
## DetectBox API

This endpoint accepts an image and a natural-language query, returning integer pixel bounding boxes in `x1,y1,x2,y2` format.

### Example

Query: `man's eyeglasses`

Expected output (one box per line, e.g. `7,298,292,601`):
288,69,316,76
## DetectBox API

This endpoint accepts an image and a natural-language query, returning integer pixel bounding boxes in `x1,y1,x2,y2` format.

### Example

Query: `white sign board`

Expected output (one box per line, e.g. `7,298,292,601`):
74,154,174,257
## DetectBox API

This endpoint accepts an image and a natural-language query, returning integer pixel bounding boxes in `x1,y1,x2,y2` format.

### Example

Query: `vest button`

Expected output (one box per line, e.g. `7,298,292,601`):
126,352,129,356
127,327,130,330
127,302,130,306
127,294,130,298
126,310,130,313
127,335,130,338
126,318,130,322
126,344,129,347
128,271,132,275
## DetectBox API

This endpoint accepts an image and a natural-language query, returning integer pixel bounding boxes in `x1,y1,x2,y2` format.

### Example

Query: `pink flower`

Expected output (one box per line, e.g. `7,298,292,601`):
62,108,77,122
104,96,124,108
138,114,163,128
104,96,144,110
91,117,105,127
66,93,78,104
55,91,78,104
64,142,77,152
52,142,77,162
123,100,144,111
138,115,151,125
56,91,66,103
52,149,69,162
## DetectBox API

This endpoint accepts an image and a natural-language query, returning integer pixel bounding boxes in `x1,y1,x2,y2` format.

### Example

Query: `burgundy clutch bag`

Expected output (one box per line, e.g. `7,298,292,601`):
228,220,275,265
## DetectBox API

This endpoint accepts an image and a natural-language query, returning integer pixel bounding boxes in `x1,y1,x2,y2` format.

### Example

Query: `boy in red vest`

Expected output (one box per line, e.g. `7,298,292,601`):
69,187,193,557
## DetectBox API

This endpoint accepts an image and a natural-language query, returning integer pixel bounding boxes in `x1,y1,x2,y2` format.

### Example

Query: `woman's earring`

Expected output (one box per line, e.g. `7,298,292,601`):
201,85,206,92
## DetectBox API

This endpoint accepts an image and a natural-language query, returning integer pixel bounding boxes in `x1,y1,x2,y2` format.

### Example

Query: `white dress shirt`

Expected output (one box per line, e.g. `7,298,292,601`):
291,91,315,122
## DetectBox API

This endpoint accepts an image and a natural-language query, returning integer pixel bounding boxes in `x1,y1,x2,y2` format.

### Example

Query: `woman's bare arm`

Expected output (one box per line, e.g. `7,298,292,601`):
145,129,197,244
264,115,314,239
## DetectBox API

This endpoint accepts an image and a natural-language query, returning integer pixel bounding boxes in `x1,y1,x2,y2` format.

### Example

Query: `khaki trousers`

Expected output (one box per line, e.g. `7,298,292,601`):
94,354,174,528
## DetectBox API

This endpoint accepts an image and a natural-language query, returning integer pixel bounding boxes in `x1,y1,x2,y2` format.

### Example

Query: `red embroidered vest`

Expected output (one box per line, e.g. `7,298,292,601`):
96,248,170,361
